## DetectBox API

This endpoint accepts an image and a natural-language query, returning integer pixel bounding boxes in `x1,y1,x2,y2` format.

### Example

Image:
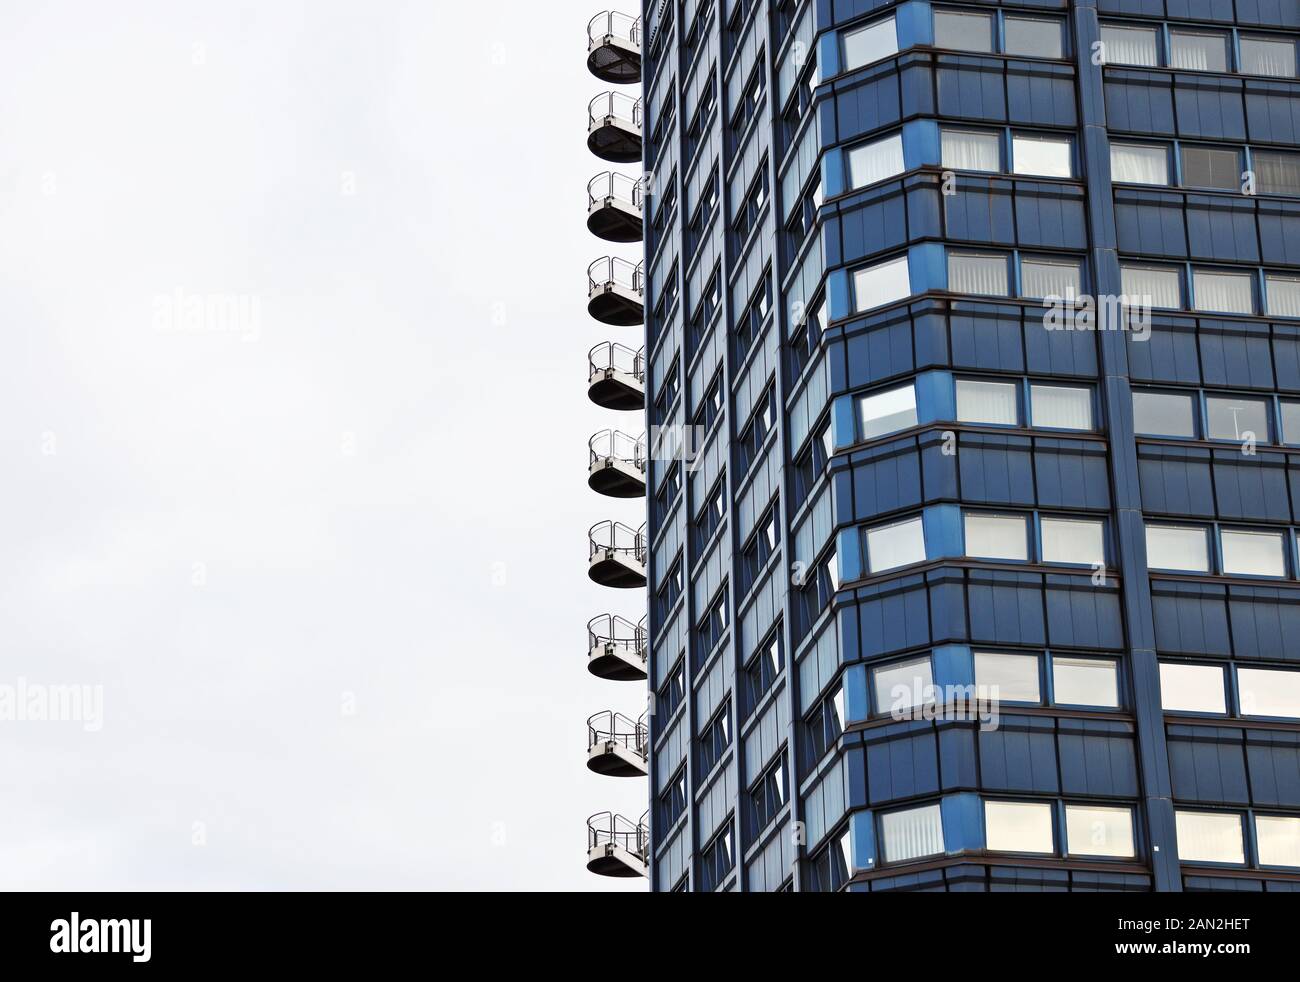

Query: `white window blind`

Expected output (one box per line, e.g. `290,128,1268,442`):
1255,151,1300,196
948,253,1009,296
1100,25,1159,67
1110,143,1168,185
858,383,917,439
1021,258,1082,299
866,516,926,573
941,129,1000,172
1193,269,1254,314
964,513,1029,560
1030,384,1092,430
956,378,1018,424
847,133,905,189
880,804,945,863
1053,656,1119,707
854,255,911,311
934,10,993,53
1170,31,1229,72
873,656,933,715
974,652,1041,702
1241,37,1297,78
1267,274,1300,318
1041,518,1105,566
1122,265,1181,309
842,17,897,71
1176,811,1244,864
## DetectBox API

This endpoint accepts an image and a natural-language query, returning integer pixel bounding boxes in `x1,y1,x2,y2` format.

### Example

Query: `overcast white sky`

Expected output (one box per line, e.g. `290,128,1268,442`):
0,0,646,890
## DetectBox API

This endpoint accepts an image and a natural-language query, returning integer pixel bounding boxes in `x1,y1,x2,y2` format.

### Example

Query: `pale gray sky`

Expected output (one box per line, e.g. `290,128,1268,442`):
0,0,645,890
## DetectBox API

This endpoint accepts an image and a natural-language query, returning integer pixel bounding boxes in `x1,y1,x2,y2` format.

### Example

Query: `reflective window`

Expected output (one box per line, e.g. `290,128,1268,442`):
933,9,993,53
985,800,1054,854
964,513,1029,561
873,656,933,716
1238,667,1300,719
974,651,1041,703
857,383,918,440
1205,395,1269,443
853,255,911,311
842,16,898,71
1256,815,1300,868
1132,390,1196,438
1004,17,1064,59
1221,529,1285,577
1012,134,1073,177
1053,655,1119,708
1159,662,1226,714
1175,810,1244,864
1181,146,1241,191
1145,524,1209,572
865,516,926,574
1066,805,1135,858
1041,517,1105,567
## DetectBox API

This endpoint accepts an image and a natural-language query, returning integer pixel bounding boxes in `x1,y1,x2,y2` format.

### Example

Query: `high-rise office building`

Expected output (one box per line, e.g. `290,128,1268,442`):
592,0,1300,891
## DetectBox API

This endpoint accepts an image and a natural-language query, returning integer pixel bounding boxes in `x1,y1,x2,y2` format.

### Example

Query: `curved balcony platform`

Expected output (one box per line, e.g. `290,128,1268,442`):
588,342,645,411
588,92,642,164
588,520,647,588
587,12,641,84
588,256,644,327
587,613,648,681
586,710,648,777
588,429,646,498
586,811,649,878
588,172,644,243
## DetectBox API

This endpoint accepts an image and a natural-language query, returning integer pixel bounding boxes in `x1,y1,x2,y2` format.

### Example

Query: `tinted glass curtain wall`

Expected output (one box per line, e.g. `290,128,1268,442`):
638,0,1300,892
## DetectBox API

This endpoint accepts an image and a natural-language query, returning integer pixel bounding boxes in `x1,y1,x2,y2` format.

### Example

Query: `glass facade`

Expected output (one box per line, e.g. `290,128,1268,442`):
638,0,1300,892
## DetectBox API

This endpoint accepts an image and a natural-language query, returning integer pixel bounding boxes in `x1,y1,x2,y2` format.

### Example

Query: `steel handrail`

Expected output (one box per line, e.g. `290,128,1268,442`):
588,91,643,129
588,11,642,48
588,341,645,380
588,256,645,295
588,428,647,470
587,710,648,756
588,520,647,561
588,613,643,652
587,171,645,211
588,811,647,856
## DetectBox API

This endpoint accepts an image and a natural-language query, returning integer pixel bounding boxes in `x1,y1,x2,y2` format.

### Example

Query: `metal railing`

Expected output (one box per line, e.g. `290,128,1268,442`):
587,171,645,212
588,520,647,564
588,341,645,382
587,613,647,658
588,91,642,130
587,810,650,858
589,428,646,471
588,256,644,296
587,710,648,757
588,11,642,49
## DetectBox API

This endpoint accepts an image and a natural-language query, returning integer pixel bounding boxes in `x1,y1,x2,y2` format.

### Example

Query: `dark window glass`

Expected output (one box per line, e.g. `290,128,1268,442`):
1182,146,1240,191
